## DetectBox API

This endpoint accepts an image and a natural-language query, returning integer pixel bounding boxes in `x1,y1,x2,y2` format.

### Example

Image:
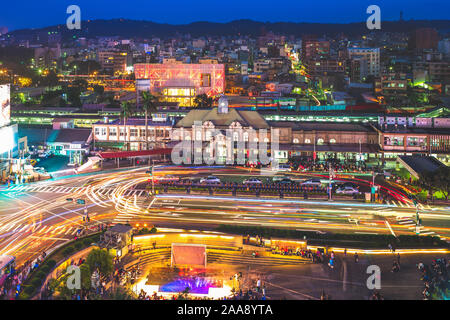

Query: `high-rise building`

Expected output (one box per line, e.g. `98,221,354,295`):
409,28,439,50
301,38,330,61
347,47,380,80
97,50,129,73
134,63,225,107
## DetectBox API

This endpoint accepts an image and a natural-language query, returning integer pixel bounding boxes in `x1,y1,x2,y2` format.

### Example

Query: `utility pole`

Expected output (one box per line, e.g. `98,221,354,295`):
152,164,155,195
328,163,333,201
414,199,420,235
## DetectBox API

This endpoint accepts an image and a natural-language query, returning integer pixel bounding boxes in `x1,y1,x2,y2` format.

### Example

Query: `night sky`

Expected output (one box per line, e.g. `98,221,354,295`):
1,0,449,31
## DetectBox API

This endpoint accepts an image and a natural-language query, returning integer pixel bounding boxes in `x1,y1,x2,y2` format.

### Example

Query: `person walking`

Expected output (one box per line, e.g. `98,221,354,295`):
354,252,359,263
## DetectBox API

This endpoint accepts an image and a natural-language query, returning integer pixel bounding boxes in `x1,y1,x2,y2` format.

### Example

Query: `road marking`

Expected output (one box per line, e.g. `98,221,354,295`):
265,281,318,300
385,220,396,237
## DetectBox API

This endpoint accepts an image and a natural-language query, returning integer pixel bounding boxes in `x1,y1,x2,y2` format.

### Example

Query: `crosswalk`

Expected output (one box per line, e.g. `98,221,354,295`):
2,185,149,198
396,216,438,237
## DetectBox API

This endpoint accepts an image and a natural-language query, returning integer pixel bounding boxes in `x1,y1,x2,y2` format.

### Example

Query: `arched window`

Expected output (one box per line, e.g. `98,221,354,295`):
305,138,311,144
254,137,259,143
233,131,239,142
317,138,324,145
263,137,269,143
330,139,336,144
205,130,212,141
196,131,202,141
293,138,299,144
185,135,191,141
243,132,249,142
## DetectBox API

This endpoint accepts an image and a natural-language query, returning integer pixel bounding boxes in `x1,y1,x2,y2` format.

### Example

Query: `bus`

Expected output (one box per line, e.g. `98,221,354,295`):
0,255,15,287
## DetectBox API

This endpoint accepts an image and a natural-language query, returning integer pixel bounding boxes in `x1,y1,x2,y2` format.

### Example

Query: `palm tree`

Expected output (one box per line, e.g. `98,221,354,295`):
120,101,135,151
140,91,158,150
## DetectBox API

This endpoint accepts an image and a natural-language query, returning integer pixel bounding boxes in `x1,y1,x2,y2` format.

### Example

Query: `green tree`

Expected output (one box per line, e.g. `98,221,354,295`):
193,93,213,108
434,166,450,200
140,91,158,150
93,85,105,103
86,248,113,278
418,167,450,201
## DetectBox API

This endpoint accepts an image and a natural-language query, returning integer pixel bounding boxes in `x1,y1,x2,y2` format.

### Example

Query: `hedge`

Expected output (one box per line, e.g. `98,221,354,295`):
217,225,449,249
18,233,102,300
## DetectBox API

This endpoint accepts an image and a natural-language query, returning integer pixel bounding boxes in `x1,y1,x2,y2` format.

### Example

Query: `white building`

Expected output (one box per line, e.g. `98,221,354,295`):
348,47,380,79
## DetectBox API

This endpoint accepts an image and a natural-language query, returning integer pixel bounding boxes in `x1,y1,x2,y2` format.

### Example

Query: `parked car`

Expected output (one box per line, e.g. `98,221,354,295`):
200,176,221,184
336,185,360,195
274,164,292,172
279,178,295,184
272,175,288,182
340,182,359,189
300,179,322,186
243,178,262,184
155,175,179,182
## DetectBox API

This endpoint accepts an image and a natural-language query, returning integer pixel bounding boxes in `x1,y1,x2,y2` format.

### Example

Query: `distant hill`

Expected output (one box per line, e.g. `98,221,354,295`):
8,19,450,40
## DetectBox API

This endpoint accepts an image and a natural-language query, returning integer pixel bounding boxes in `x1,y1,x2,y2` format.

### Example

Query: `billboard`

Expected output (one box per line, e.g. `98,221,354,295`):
0,84,10,128
134,63,225,96
171,243,207,267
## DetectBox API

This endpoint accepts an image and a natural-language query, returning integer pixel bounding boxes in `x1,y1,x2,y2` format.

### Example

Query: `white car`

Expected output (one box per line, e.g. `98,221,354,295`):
200,176,221,184
301,179,322,186
336,186,360,195
273,164,292,172
243,178,262,184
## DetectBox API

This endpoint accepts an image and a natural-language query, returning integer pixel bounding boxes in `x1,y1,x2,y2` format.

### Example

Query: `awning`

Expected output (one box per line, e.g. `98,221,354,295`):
98,148,173,159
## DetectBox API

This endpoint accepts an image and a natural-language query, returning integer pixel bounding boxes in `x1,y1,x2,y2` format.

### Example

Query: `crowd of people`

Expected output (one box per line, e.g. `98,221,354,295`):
418,258,449,300
289,157,374,173
0,252,46,300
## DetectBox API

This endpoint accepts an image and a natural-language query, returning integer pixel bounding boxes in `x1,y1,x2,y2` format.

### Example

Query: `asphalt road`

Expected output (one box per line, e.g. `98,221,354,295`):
0,165,449,268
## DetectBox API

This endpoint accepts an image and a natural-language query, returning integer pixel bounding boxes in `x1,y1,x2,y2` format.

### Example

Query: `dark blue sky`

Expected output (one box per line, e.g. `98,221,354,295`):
1,0,449,31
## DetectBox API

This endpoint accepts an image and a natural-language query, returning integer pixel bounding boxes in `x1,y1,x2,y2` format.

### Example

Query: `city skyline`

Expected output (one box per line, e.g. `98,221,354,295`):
1,0,450,31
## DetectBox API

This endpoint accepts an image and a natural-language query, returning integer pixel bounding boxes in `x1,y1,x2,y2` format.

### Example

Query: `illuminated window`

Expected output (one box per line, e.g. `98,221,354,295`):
243,132,249,142
201,73,211,87
330,139,336,144
196,131,202,141
317,138,324,145
305,139,311,144
293,138,299,143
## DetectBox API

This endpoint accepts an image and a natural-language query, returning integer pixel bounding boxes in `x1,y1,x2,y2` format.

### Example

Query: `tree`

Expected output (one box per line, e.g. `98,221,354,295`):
40,70,59,88
193,93,213,108
140,91,158,150
93,85,105,103
434,166,450,200
418,167,450,201
120,101,135,151
86,249,113,278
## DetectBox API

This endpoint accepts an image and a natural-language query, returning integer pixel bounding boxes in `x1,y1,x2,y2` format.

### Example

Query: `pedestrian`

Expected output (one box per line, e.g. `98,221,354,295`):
354,252,359,263
256,279,261,292
344,248,347,256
